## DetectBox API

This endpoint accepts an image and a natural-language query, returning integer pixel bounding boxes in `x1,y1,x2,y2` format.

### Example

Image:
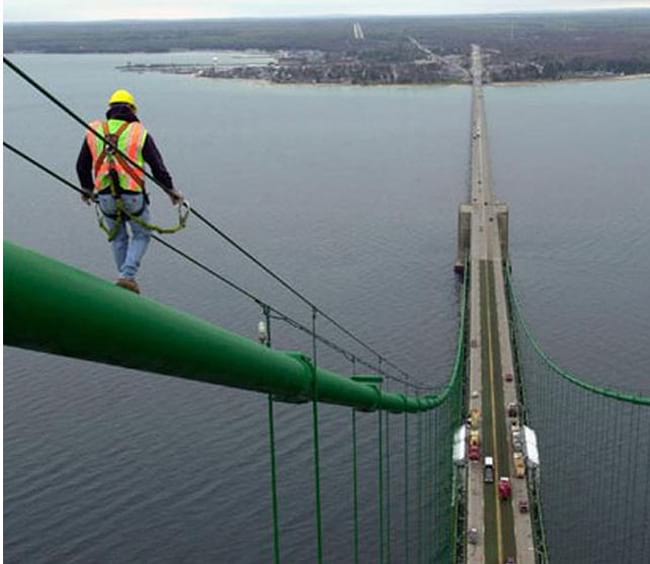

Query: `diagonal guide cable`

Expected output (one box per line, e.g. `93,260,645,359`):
2,140,435,391
4,55,422,387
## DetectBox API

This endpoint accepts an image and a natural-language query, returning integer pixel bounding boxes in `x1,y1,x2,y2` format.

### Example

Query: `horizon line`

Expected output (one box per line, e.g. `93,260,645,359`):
5,5,650,25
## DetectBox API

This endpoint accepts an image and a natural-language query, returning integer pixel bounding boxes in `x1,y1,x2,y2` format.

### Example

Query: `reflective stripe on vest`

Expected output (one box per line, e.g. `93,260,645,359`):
86,119,148,193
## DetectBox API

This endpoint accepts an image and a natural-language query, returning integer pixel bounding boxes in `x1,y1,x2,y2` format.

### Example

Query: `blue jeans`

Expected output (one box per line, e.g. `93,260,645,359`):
98,193,151,280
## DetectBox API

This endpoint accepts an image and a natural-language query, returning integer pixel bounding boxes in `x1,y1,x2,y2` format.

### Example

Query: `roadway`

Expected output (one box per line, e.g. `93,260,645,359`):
465,45,535,564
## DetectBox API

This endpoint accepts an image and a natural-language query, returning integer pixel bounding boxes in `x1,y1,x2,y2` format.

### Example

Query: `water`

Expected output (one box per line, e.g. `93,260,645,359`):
488,79,650,395
4,53,650,562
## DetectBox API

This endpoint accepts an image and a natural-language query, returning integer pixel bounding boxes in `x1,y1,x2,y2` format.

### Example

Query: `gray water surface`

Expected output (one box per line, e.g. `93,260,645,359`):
4,54,649,562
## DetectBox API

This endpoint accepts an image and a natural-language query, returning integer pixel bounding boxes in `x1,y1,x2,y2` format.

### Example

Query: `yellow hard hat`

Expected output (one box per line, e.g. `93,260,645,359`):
108,89,137,112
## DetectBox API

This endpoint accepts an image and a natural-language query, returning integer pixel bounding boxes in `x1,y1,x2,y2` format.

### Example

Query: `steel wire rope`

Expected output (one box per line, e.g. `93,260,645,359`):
3,55,431,392
310,309,324,564
0,146,474,561
350,358,360,564
506,264,650,405
3,56,483,558
403,383,410,564
385,408,391,564
378,406,385,564
426,409,433,562
3,139,437,393
416,408,423,564
262,307,281,564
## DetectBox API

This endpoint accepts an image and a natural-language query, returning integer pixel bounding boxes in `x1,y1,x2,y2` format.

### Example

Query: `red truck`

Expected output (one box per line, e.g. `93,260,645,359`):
498,477,512,501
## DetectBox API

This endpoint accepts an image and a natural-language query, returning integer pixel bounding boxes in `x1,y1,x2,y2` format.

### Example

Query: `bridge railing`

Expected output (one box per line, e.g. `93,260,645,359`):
507,268,650,564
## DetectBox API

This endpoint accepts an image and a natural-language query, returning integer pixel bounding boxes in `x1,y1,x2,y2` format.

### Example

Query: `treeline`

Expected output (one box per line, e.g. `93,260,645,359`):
3,19,357,53
5,11,650,79
537,56,650,79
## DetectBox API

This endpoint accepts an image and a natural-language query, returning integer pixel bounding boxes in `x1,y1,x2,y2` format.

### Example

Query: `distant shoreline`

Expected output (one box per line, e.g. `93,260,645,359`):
8,49,650,87
123,62,650,87
490,73,650,87
192,74,650,88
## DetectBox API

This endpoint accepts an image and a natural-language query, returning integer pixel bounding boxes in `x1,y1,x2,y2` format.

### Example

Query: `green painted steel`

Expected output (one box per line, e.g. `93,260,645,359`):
506,266,650,405
351,409,360,564
378,409,384,564
310,310,324,564
5,241,470,563
267,395,281,564
404,409,410,564
507,265,650,563
4,241,450,414
385,411,392,564
416,412,423,564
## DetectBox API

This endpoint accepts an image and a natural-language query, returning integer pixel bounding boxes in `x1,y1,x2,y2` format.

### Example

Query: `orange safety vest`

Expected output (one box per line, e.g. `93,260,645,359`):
86,119,148,193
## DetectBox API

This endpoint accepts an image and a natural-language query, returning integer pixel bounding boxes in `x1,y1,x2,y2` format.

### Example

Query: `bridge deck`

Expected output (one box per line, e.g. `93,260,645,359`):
465,45,535,564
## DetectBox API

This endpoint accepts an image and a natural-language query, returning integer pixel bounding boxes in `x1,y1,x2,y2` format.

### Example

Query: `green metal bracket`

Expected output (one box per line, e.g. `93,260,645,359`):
351,375,383,384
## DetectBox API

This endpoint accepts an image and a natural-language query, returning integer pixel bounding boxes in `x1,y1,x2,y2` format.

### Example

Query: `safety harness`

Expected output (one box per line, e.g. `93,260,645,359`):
92,121,189,241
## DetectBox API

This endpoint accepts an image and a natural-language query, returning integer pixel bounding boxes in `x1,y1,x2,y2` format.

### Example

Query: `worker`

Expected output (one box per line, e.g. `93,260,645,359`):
76,89,184,294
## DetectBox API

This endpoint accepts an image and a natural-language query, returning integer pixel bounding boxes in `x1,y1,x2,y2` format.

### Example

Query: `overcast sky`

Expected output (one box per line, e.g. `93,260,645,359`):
4,0,650,23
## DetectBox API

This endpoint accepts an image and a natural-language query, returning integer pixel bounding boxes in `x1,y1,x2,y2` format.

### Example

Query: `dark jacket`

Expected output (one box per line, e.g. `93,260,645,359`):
76,104,175,194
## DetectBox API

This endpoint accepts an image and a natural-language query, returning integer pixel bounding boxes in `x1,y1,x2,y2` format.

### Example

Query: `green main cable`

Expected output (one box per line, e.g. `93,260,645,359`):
6,242,475,559
5,241,457,414
507,266,650,405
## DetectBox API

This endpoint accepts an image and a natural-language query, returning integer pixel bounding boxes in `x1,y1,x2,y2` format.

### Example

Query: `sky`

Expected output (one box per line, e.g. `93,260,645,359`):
3,0,650,22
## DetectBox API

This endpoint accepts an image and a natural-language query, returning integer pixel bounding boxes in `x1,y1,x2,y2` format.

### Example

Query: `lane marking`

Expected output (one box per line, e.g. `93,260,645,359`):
484,260,504,564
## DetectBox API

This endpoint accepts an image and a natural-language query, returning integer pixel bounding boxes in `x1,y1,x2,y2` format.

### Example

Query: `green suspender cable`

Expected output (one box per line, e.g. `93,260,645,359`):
417,409,423,564
422,411,428,563
311,308,324,564
404,385,410,564
378,406,384,564
268,394,280,564
4,239,472,563
263,306,281,564
385,409,392,563
351,358,360,564
426,409,433,562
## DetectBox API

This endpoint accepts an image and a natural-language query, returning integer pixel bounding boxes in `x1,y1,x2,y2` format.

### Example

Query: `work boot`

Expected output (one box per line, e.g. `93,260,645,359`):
116,278,140,294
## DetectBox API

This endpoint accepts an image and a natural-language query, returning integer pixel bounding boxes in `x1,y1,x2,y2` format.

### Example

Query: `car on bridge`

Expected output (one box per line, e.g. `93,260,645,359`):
513,453,526,478
469,407,481,429
498,477,512,501
483,456,494,483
